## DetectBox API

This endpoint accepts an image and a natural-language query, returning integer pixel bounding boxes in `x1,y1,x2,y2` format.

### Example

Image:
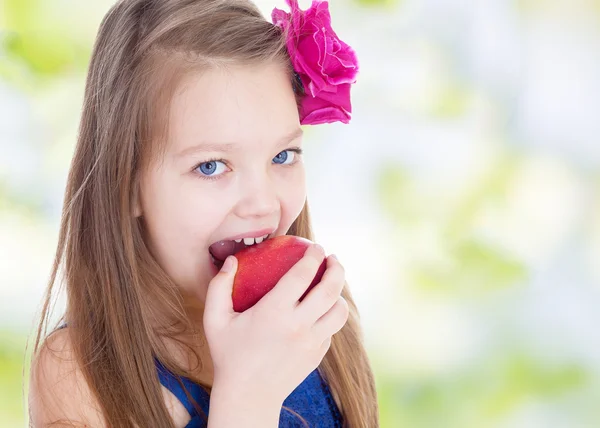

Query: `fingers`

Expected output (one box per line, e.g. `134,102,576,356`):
203,255,238,329
261,243,326,309
312,296,349,343
296,254,345,322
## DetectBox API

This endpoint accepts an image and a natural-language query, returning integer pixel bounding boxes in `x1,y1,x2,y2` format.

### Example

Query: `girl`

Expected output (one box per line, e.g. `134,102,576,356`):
28,0,379,426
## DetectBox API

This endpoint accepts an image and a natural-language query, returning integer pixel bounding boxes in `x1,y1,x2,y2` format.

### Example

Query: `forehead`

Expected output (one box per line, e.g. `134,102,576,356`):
166,62,300,154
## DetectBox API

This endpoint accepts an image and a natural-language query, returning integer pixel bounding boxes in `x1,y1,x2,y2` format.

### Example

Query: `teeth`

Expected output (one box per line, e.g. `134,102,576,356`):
234,239,242,243
238,234,271,246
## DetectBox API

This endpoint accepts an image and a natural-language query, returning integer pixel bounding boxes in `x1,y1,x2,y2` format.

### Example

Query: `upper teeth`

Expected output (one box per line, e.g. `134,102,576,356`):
235,234,270,245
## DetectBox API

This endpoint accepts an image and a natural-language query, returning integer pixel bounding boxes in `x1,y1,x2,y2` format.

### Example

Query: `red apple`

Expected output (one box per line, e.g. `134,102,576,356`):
231,235,327,312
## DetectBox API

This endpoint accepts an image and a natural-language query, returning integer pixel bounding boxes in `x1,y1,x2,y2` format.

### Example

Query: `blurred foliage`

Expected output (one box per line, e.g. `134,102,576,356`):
431,83,472,119
0,0,91,90
0,179,45,220
355,0,401,8
375,146,600,426
375,348,597,427
411,239,527,296
378,159,529,298
0,331,28,427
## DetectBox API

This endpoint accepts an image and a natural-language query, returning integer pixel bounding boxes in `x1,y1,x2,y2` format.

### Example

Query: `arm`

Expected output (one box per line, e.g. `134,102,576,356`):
207,382,282,428
28,329,107,428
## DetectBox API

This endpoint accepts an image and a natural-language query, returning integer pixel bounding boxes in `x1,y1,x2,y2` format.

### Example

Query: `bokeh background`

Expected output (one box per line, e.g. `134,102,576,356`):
2,0,600,426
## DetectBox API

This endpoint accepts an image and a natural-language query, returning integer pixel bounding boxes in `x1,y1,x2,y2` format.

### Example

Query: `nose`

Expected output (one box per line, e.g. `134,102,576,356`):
234,168,279,219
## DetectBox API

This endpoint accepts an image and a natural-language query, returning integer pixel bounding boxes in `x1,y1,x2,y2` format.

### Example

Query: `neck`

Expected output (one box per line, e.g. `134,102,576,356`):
158,294,215,386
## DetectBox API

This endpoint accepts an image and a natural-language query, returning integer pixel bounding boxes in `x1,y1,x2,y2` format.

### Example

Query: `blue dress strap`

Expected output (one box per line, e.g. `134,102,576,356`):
154,357,208,418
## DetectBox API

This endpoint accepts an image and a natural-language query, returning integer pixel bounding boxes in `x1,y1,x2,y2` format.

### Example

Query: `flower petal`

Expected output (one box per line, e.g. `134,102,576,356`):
301,103,351,125
271,7,289,28
272,0,359,125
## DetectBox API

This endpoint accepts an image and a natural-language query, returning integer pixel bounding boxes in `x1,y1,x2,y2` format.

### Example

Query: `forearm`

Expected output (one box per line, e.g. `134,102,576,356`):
207,383,282,428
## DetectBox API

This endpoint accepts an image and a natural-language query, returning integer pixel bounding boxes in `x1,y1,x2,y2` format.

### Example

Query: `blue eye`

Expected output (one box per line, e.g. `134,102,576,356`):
193,148,302,182
273,150,296,165
196,160,227,178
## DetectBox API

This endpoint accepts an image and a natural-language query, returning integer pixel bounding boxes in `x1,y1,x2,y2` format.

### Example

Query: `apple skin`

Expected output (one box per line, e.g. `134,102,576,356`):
231,235,327,312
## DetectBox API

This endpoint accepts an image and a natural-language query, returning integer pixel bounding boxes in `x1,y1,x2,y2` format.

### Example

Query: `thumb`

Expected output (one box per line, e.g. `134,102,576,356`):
204,255,238,319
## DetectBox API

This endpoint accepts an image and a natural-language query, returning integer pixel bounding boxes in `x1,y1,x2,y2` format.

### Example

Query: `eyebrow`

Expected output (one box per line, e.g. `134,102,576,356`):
176,128,304,157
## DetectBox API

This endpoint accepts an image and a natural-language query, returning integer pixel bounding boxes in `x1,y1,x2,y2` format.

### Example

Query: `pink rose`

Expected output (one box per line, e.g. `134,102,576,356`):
272,0,360,125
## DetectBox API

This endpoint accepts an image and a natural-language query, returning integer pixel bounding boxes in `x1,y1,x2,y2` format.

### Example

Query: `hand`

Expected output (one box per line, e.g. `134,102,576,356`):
203,243,349,405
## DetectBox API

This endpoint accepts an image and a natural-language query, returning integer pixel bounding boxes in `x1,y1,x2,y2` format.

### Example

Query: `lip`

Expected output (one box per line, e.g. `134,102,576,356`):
209,252,223,275
218,227,277,243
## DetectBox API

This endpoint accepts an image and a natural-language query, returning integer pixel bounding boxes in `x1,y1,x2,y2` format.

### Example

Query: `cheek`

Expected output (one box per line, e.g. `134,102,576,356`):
140,175,219,276
146,180,227,248
279,166,307,227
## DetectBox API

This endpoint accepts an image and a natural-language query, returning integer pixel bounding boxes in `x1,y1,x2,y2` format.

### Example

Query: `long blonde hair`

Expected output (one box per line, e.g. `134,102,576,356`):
30,0,379,426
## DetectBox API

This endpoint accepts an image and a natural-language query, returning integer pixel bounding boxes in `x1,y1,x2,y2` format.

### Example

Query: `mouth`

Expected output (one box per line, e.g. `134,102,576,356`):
208,232,274,269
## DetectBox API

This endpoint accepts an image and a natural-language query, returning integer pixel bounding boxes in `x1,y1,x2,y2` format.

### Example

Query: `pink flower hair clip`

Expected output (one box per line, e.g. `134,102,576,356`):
272,0,360,125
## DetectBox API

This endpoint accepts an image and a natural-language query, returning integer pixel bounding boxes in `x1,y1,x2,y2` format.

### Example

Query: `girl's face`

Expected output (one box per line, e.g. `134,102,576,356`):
136,62,306,302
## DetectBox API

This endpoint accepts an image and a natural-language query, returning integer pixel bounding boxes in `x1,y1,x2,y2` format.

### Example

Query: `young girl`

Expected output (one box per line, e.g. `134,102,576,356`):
28,0,379,426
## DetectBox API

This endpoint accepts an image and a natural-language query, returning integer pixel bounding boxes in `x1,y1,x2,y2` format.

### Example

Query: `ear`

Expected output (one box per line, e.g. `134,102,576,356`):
132,175,143,218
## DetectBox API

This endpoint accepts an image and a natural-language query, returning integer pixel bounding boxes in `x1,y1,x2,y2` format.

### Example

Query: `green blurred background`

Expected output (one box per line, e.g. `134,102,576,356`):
2,0,600,426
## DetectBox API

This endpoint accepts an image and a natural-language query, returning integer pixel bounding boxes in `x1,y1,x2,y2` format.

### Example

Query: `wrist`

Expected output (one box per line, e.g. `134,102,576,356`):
211,380,284,408
209,381,283,427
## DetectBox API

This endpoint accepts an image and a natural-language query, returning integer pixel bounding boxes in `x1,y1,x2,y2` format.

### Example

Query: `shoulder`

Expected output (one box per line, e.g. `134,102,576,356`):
28,327,192,428
28,327,107,427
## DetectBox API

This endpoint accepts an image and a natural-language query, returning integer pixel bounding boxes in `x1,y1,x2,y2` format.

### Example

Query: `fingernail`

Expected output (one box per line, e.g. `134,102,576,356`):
221,256,234,273
314,243,324,253
330,254,338,261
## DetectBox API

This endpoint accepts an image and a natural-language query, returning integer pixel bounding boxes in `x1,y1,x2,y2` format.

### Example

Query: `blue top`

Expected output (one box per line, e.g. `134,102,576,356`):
156,358,344,428
55,323,343,427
